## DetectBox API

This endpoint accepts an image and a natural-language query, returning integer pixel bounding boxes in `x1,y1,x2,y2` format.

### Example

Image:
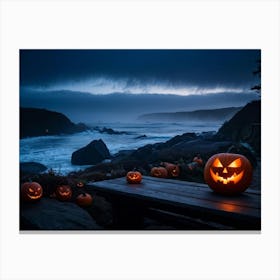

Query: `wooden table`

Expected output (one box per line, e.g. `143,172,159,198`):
86,176,261,230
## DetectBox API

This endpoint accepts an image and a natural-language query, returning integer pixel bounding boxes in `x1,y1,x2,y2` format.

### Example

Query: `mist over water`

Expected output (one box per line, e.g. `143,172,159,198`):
20,89,258,123
20,121,221,174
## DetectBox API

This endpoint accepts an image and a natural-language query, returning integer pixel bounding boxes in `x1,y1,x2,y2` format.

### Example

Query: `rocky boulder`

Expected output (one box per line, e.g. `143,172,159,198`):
20,162,47,175
93,126,128,135
115,133,232,165
71,139,111,165
20,198,101,230
216,100,261,155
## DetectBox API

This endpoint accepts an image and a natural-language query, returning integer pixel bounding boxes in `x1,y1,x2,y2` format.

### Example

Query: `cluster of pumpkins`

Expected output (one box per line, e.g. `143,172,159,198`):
126,162,181,185
21,153,253,198
126,157,203,184
21,181,93,206
150,156,204,179
151,162,180,178
126,153,253,195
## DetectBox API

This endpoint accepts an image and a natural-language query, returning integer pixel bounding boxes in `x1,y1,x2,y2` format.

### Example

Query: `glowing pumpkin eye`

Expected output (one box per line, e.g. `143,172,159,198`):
28,188,34,192
228,158,242,168
212,158,223,168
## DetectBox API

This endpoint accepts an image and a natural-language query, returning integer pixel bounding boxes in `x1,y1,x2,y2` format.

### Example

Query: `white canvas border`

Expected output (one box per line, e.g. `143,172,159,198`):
0,0,279,279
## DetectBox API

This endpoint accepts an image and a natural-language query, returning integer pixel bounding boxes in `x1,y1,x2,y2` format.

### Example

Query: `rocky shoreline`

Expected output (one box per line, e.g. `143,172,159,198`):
20,100,261,230
21,101,261,189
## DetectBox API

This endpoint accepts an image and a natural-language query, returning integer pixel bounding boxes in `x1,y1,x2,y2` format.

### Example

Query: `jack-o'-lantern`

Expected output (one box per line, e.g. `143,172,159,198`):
204,153,253,195
21,182,43,202
76,181,84,188
55,185,72,201
150,167,168,178
126,171,142,184
162,162,180,177
76,193,93,207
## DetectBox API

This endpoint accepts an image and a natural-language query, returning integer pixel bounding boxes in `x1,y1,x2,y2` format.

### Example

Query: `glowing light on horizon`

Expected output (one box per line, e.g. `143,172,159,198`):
24,77,248,96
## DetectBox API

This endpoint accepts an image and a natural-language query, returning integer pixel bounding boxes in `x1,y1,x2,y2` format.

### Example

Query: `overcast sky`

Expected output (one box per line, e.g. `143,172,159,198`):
20,49,260,96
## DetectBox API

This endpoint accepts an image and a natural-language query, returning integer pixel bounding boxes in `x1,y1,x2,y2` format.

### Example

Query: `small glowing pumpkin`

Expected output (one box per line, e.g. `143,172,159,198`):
162,162,180,177
21,182,43,202
55,185,72,201
126,171,142,184
76,193,93,207
150,167,168,178
76,181,85,188
204,153,253,195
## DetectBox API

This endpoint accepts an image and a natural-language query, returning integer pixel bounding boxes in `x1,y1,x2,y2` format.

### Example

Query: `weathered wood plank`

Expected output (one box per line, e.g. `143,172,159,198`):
92,176,260,209
91,185,259,219
100,175,260,195
90,187,260,229
146,176,261,195
146,208,236,230
87,176,260,222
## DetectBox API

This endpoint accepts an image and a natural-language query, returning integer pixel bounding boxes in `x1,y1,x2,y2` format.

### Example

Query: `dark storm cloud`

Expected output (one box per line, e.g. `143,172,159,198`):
20,49,260,90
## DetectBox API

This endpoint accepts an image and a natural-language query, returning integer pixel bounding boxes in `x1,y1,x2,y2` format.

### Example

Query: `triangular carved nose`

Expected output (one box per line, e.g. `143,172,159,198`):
223,168,228,173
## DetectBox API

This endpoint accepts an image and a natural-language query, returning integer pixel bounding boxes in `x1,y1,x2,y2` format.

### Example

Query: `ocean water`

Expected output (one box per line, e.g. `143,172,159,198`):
20,122,221,174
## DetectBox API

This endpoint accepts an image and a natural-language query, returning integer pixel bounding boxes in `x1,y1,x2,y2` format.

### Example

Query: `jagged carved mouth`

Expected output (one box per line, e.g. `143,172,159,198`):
210,168,244,185
27,194,42,199
59,192,71,196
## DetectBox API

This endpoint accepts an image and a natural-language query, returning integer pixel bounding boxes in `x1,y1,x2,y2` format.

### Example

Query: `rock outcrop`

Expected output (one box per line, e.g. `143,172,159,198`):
93,126,128,135
20,162,47,175
20,198,101,230
216,100,261,155
71,139,111,165
20,107,88,138
138,107,242,122
73,100,261,184
113,132,232,165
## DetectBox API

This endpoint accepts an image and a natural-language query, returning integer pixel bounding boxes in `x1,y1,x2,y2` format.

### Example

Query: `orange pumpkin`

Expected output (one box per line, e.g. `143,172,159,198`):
21,182,43,202
162,162,180,177
150,167,168,178
193,155,203,166
76,193,93,207
204,153,253,195
126,171,142,184
55,185,72,201
76,181,84,188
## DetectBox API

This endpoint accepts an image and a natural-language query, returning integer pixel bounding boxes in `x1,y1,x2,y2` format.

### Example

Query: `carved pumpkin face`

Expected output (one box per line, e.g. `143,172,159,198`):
151,167,168,178
162,162,180,177
204,153,253,195
76,193,93,207
21,182,43,202
126,171,142,184
55,185,72,201
76,182,84,188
